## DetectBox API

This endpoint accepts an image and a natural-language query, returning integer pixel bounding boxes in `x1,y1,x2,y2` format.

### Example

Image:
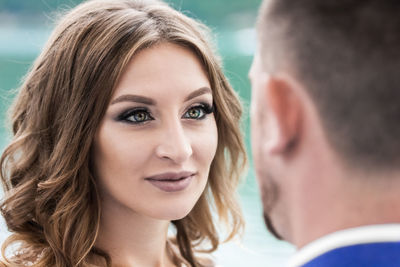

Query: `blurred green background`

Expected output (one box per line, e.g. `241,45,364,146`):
0,0,294,266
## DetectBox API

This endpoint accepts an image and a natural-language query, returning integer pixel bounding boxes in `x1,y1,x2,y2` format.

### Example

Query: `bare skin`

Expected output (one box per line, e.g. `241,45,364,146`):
93,43,218,266
249,49,400,249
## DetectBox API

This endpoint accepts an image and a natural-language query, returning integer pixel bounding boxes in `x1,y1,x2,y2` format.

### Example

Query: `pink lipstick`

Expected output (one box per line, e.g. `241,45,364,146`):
145,171,196,192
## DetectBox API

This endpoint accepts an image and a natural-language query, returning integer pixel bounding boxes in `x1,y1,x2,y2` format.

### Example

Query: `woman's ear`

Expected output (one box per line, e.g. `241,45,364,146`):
264,74,303,155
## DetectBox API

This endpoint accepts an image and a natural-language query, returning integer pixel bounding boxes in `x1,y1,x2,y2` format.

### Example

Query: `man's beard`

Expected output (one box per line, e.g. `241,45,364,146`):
252,114,283,240
263,211,283,240
260,173,283,240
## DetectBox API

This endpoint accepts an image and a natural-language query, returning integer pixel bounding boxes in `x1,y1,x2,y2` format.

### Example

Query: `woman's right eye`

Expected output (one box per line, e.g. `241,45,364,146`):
117,108,154,124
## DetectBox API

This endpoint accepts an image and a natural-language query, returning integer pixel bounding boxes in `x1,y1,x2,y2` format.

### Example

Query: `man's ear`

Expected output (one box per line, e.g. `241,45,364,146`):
264,74,303,155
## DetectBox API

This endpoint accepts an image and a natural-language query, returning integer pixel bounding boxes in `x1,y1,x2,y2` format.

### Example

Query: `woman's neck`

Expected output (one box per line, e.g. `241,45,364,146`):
95,198,174,267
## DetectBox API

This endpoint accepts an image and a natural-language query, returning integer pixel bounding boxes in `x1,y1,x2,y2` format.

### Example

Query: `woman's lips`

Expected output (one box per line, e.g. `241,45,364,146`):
145,171,196,192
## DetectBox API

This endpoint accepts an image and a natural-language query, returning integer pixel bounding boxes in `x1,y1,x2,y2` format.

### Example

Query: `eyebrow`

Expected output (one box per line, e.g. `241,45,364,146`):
111,87,212,106
111,95,155,105
184,87,212,101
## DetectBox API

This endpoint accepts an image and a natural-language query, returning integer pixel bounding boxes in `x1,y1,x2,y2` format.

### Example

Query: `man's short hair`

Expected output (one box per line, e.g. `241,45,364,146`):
258,0,400,169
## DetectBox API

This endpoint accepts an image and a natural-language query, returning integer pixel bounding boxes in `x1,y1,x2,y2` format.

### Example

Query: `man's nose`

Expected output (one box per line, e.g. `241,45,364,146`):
155,120,193,164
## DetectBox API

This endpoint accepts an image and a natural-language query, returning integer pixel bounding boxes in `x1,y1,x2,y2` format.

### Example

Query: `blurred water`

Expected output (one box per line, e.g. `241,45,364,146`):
0,26,295,266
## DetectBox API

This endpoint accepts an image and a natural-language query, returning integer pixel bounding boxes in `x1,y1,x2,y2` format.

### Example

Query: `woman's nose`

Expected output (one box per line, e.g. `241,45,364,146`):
155,121,193,164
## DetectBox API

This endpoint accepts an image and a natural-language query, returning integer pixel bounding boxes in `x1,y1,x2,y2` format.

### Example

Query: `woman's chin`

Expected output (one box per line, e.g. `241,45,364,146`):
149,205,194,221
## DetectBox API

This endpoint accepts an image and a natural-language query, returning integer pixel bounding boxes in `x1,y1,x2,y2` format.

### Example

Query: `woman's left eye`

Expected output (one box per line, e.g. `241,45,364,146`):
182,104,214,120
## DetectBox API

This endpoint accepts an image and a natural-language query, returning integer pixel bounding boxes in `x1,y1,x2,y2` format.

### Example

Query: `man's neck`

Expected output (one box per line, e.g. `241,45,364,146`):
292,170,400,248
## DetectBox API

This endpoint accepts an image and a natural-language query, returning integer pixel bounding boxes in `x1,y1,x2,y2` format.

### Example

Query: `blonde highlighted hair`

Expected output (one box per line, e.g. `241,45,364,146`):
0,0,247,266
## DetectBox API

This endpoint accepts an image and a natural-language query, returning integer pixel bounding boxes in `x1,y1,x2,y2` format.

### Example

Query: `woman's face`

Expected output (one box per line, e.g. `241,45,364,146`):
92,43,218,220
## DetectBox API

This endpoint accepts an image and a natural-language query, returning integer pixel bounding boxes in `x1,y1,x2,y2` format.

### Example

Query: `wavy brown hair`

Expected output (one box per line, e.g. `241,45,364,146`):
0,0,247,266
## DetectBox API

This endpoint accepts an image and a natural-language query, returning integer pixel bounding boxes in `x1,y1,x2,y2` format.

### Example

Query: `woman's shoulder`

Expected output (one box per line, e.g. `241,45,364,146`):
196,257,215,267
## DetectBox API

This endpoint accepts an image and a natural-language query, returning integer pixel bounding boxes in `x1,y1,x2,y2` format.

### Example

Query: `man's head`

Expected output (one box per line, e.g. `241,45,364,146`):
250,0,400,246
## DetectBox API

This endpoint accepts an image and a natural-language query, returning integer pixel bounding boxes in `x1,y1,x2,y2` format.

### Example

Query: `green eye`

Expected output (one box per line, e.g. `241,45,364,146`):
117,108,154,124
187,107,203,119
183,105,209,120
131,111,148,122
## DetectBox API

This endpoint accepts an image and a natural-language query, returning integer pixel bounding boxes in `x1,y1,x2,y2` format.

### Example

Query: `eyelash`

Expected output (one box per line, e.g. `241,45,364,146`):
117,108,154,124
116,103,214,125
183,103,214,120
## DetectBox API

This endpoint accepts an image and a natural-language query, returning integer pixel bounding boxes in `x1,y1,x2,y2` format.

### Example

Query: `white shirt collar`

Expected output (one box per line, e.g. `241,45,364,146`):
288,224,400,267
